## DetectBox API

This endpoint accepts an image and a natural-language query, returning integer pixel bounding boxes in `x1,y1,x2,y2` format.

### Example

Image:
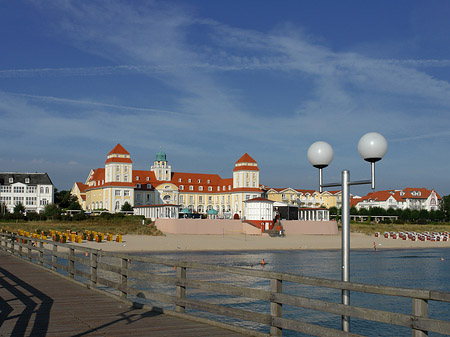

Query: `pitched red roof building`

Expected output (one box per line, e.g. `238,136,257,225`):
72,144,263,216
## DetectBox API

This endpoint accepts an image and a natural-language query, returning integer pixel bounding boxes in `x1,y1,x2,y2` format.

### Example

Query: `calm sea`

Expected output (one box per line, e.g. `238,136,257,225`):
130,247,450,337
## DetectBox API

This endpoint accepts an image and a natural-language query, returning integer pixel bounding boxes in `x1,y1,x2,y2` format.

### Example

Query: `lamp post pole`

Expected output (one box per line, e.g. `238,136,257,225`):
308,132,387,332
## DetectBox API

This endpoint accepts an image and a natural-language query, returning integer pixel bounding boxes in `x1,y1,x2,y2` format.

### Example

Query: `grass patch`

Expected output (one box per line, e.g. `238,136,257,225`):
0,216,163,236
350,222,450,235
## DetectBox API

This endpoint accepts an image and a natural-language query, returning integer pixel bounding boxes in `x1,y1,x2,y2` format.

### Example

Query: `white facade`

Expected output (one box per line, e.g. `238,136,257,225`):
354,188,441,212
243,198,274,221
0,173,54,214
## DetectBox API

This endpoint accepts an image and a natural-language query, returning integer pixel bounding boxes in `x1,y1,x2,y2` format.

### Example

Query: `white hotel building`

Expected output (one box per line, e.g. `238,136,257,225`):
0,172,54,214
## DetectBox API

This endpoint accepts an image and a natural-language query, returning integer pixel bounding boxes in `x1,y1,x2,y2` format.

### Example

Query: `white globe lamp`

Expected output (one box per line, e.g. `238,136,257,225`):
358,132,388,163
307,141,334,169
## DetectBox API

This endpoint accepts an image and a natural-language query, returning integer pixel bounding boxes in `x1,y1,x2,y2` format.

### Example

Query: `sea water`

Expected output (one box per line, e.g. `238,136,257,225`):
131,248,450,337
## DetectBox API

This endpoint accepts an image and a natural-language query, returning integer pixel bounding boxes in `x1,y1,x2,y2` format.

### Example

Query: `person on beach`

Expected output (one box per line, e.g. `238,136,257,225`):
261,259,266,266
373,242,377,252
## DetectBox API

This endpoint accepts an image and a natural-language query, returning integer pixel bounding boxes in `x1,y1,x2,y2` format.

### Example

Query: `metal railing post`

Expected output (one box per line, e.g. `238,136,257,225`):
176,266,186,313
270,278,283,336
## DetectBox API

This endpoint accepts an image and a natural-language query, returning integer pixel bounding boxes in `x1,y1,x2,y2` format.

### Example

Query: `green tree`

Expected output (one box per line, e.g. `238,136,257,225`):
54,190,78,208
369,207,385,216
399,208,411,222
121,202,133,212
358,208,369,216
328,206,338,215
440,195,450,221
14,202,25,215
410,210,420,222
350,206,358,215
386,207,399,216
418,209,429,221
43,203,60,218
68,200,82,210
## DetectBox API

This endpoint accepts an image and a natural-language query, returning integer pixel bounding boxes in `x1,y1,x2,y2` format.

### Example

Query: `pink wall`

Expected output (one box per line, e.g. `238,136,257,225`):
155,219,338,235
281,220,339,235
155,219,262,235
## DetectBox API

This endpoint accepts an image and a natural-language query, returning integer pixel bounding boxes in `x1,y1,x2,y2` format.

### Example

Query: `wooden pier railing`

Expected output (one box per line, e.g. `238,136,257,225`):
1,233,449,337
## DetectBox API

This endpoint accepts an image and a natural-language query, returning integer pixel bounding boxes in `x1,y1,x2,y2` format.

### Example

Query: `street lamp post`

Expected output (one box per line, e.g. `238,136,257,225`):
307,132,388,332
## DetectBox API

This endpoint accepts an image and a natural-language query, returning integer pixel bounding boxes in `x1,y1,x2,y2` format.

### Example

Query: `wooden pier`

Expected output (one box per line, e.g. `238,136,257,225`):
0,252,243,336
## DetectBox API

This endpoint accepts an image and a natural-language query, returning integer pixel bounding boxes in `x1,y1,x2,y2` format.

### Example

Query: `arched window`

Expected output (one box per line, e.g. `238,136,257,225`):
115,201,120,210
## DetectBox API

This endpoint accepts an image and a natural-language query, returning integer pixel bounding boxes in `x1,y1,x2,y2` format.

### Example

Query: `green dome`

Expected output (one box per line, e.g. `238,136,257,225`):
155,150,166,161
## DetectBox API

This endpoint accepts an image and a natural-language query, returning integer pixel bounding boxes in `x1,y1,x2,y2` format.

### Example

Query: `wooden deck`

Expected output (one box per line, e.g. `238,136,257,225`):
0,251,244,337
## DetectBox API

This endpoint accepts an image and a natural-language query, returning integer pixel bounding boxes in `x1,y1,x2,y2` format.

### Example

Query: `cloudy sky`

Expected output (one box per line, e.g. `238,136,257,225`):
1,1,450,196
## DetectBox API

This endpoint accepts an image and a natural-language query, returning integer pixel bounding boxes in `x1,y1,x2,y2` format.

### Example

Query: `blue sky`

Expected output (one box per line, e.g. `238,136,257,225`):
1,0,450,196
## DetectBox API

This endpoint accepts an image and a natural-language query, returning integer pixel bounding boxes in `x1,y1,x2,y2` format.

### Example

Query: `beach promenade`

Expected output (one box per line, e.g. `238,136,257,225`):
0,251,243,336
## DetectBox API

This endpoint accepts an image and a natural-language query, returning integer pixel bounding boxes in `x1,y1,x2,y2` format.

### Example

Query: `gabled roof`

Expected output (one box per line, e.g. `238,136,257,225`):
0,172,53,185
108,143,130,155
401,187,441,200
235,153,257,164
75,182,88,193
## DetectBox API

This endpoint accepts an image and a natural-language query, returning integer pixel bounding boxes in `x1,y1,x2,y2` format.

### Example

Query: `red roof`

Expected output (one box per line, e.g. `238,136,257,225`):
108,143,130,155
105,157,133,164
235,153,257,164
75,182,88,193
354,188,442,206
245,197,273,203
232,165,260,172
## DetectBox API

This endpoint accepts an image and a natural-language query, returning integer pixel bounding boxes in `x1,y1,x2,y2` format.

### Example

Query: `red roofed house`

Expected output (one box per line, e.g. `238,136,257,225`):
72,144,263,218
353,188,441,211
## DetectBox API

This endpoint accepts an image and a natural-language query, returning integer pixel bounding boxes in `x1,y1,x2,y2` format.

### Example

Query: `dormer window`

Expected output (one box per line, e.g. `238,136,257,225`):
197,179,201,183
135,176,139,181
207,179,210,184
180,185,184,190
208,186,212,191
146,177,149,181
136,183,141,188
25,178,30,184
199,186,203,191
9,178,13,183
189,186,194,191
147,184,152,189
178,178,182,182
188,179,192,183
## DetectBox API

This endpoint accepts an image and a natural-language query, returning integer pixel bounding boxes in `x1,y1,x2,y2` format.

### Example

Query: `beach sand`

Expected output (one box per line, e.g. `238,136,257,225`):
72,233,450,253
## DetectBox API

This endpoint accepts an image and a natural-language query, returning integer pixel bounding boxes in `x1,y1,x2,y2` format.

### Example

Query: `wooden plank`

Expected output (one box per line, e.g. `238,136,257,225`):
0,251,245,337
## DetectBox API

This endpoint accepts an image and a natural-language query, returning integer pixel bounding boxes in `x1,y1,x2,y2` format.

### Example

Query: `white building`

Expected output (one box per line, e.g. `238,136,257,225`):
0,172,54,214
353,188,441,212
73,144,263,217
243,197,275,230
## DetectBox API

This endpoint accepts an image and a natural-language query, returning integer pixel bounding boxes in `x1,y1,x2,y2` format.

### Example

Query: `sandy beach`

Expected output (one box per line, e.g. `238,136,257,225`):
72,233,450,253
